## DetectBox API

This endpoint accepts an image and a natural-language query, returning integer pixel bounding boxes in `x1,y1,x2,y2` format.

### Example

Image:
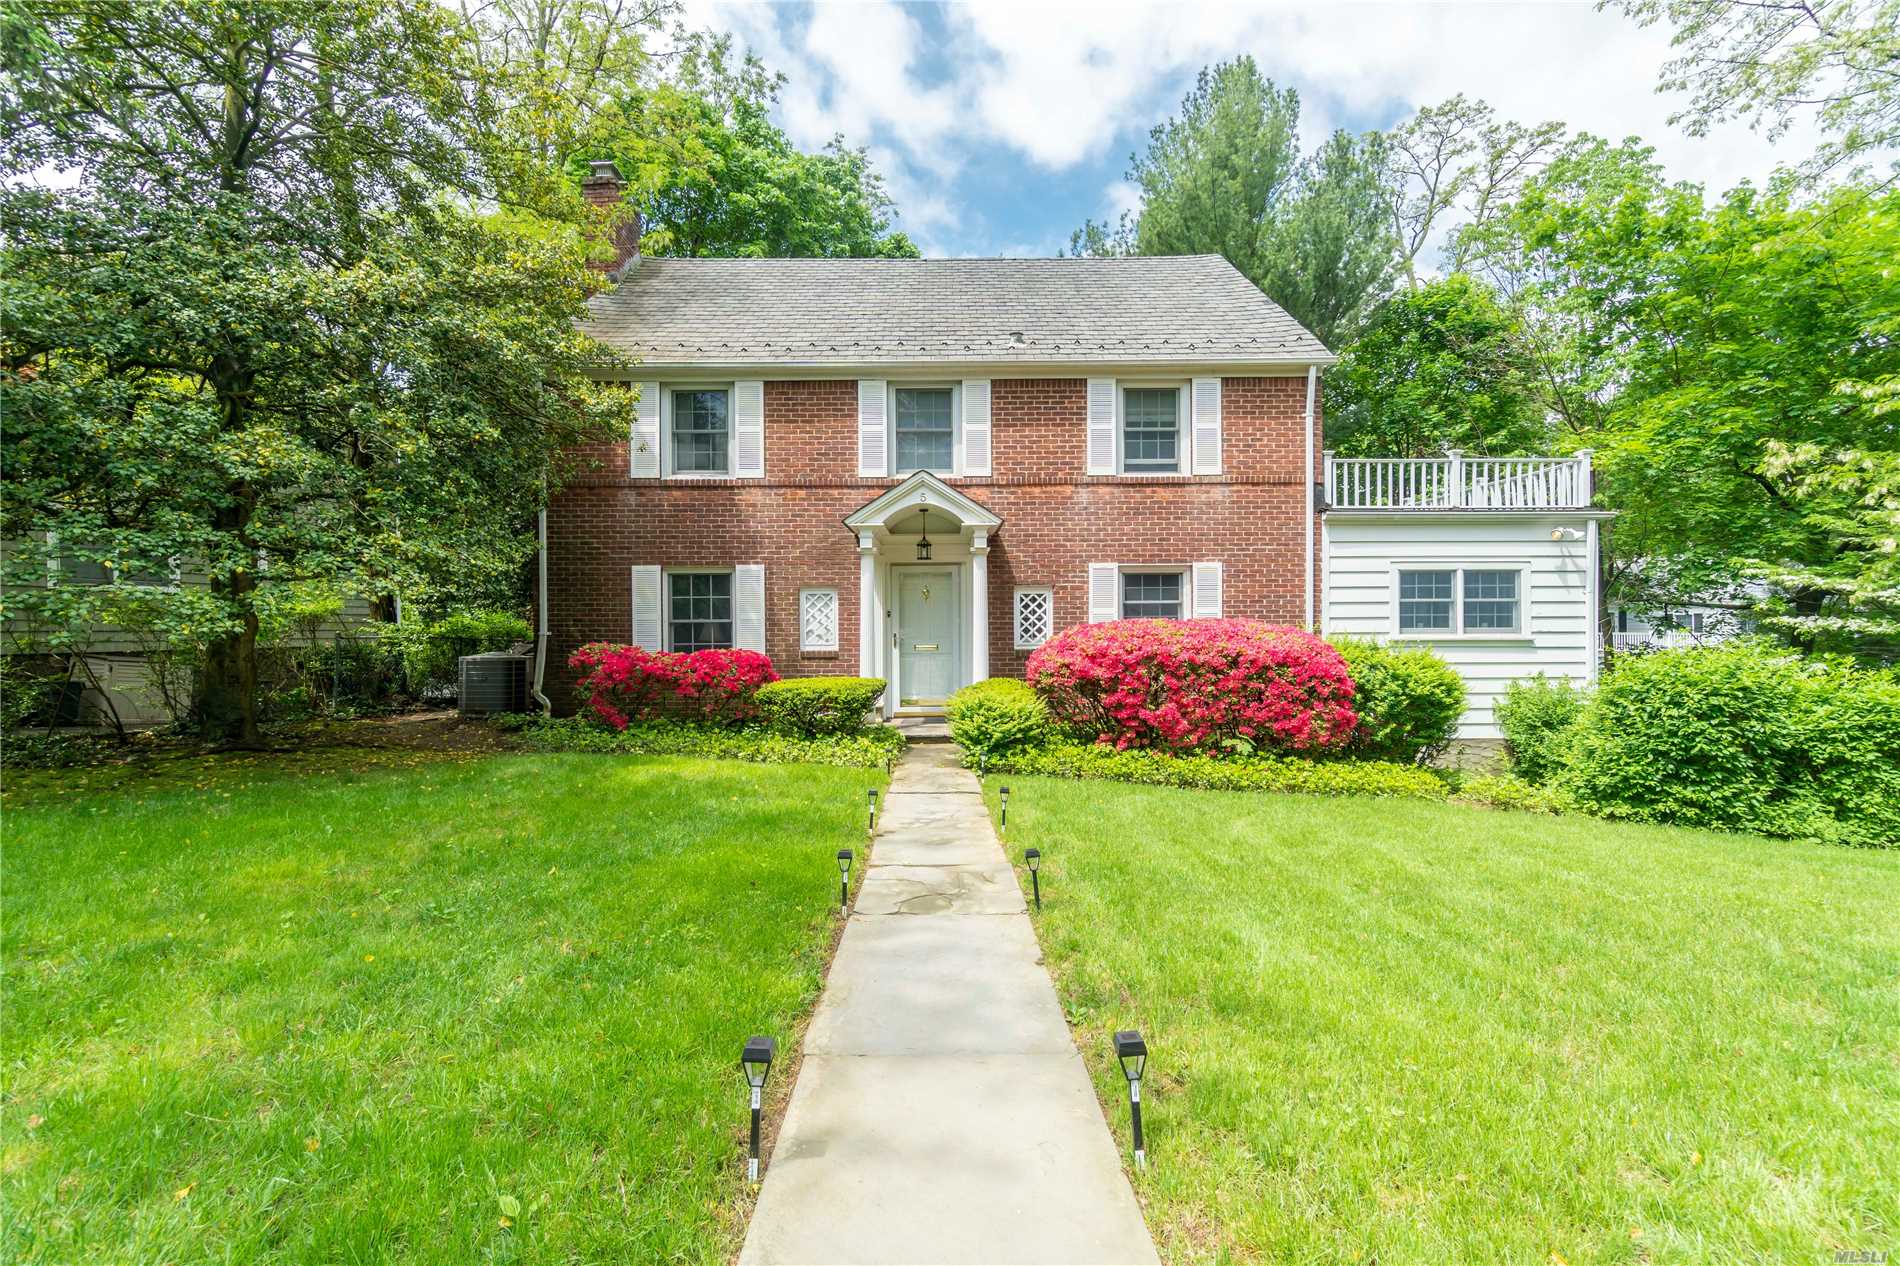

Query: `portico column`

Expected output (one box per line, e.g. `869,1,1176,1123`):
970,530,990,684
858,531,878,689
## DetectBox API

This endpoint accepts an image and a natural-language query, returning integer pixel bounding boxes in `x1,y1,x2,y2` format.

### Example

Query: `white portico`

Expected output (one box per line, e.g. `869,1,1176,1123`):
845,472,1003,717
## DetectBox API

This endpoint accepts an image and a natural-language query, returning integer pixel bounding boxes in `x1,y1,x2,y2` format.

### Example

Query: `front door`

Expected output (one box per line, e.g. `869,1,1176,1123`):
895,568,959,707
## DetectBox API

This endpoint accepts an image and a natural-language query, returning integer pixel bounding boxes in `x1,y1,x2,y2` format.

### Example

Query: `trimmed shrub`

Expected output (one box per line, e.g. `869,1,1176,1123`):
756,676,886,736
1495,675,1588,784
1025,619,1358,754
569,643,778,730
522,715,905,770
988,741,1448,800
946,678,1050,761
1559,643,1900,845
1330,637,1465,763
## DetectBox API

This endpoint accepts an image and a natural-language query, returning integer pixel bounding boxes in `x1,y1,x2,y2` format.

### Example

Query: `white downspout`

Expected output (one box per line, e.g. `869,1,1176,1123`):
1303,365,1318,631
530,507,552,714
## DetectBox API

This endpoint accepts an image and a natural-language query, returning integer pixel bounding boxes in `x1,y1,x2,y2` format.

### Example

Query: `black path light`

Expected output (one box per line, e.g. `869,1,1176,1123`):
741,1035,777,1183
836,848,854,912
866,787,879,838
1115,1030,1148,1170
999,784,1010,835
1024,847,1042,910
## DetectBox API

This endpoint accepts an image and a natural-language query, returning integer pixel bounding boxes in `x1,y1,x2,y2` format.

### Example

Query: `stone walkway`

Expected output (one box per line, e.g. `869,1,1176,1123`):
738,743,1158,1265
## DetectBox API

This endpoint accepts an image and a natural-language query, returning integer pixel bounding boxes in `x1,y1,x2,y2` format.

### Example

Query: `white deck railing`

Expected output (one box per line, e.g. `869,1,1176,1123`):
1324,451,1593,511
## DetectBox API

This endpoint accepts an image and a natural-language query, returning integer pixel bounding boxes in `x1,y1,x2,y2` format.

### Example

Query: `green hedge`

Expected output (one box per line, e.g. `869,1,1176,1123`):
755,676,886,736
521,715,905,770
1560,643,1900,845
386,611,532,696
986,741,1449,800
1495,675,1588,785
1330,637,1465,763
946,678,1050,760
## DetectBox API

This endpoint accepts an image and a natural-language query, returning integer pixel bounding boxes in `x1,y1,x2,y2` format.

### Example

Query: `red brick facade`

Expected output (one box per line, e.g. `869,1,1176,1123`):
544,375,1322,705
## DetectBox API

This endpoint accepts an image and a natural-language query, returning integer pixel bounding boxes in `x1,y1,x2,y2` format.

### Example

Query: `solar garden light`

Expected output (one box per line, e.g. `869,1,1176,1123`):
1115,1030,1148,1169
741,1035,776,1182
1024,847,1042,910
836,848,854,912
999,784,1010,834
866,787,878,838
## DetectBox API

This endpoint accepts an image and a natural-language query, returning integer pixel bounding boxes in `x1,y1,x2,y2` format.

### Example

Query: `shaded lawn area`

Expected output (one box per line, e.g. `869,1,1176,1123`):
3,751,883,1264
987,778,1900,1264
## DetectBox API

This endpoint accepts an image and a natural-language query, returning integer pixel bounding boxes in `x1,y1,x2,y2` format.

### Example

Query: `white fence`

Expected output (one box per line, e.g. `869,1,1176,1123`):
1325,452,1593,510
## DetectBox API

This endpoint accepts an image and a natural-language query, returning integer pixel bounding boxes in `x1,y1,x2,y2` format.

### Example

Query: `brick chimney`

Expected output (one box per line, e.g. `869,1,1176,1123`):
582,159,640,277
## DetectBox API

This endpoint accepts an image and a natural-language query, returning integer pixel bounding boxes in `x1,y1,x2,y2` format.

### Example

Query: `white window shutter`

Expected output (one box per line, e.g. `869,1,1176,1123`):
733,380,765,478
1192,561,1223,618
857,380,888,477
632,381,661,478
735,564,766,652
1088,563,1119,622
1191,377,1222,475
961,379,992,476
1086,378,1117,475
631,565,662,650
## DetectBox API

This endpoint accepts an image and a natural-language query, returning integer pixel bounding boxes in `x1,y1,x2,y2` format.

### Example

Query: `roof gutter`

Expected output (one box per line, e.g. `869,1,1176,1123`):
584,356,1338,380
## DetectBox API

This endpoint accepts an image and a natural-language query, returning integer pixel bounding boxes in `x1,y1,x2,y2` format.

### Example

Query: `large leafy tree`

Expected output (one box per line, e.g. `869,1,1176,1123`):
1609,0,1900,183
1068,57,1395,347
606,35,919,259
1324,275,1549,458
0,0,629,745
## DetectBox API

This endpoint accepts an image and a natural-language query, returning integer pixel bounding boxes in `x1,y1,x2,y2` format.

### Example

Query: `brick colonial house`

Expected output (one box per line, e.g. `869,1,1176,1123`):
537,165,1605,731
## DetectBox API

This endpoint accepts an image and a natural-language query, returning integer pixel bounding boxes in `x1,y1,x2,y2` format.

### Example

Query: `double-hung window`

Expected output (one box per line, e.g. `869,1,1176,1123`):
668,571,733,651
1397,567,1523,635
670,388,732,475
1121,570,1184,619
893,386,955,474
1121,386,1182,474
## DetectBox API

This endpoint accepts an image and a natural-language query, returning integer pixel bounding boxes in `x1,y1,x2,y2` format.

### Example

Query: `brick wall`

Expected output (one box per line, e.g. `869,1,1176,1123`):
544,374,1323,705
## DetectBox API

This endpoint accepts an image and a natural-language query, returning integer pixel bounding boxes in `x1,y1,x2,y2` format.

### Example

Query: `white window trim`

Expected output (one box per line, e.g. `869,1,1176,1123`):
1116,380,1189,477
662,382,737,479
1013,586,1054,650
887,381,962,478
1117,565,1190,619
665,567,737,651
799,586,840,653
1389,564,1532,640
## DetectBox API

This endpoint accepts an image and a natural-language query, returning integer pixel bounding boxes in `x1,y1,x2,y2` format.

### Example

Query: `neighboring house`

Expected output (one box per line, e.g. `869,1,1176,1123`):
539,164,1606,736
1611,585,1758,652
1319,453,1610,739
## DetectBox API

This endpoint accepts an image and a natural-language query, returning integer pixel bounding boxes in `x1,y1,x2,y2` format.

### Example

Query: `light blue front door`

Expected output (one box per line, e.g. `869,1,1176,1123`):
896,568,959,706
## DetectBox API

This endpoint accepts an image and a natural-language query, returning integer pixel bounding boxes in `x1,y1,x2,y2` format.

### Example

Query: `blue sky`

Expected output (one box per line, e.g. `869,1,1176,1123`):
679,0,1813,258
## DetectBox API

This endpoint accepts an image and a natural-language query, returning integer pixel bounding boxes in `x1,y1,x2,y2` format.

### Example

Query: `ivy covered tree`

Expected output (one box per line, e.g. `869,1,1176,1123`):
0,0,630,745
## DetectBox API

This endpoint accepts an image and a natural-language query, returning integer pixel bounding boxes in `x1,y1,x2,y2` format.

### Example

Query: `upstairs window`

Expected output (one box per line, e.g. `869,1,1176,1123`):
670,388,731,474
1120,386,1181,474
1121,570,1184,619
668,571,733,651
894,387,955,473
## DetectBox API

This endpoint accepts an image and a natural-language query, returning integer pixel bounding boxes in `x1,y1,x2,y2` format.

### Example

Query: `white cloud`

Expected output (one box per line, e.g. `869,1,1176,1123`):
680,0,1827,254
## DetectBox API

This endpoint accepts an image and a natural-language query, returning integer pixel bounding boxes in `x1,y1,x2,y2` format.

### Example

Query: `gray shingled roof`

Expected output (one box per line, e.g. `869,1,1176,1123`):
580,255,1333,367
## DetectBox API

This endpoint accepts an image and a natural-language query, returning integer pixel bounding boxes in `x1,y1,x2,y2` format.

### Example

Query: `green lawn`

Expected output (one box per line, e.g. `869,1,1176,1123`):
3,751,882,1264
987,778,1900,1264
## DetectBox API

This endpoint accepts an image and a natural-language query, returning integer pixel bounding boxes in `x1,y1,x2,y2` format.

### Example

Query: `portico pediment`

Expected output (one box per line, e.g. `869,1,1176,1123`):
843,471,1001,538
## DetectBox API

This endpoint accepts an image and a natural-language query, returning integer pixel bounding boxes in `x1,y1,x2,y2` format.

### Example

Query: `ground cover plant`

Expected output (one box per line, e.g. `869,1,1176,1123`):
2,750,883,1263
521,714,905,770
990,775,1900,1263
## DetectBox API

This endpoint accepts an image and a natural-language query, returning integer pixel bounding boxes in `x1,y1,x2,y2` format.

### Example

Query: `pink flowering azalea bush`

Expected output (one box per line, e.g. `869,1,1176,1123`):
1024,619,1358,754
569,643,779,730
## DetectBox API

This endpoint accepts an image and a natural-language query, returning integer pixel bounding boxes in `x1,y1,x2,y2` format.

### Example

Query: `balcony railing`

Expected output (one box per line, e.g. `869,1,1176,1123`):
1324,451,1593,511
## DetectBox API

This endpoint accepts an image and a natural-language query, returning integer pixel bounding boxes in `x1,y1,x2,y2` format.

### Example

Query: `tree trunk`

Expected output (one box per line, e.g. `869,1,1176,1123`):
198,563,263,748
